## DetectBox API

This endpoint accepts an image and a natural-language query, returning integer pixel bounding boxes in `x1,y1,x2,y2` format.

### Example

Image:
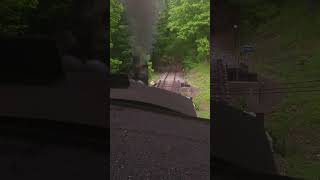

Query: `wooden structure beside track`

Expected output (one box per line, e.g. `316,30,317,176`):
212,59,231,103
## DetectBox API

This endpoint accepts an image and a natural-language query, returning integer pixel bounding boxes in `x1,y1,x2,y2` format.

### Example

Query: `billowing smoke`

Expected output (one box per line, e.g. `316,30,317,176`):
121,0,165,66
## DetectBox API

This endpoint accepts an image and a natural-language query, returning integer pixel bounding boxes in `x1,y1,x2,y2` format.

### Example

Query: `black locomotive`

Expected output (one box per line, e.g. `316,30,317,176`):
132,55,148,85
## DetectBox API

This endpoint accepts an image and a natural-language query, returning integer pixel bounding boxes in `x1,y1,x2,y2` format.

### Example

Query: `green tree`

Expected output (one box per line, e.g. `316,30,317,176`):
0,0,39,35
167,0,210,41
110,0,133,74
110,0,123,48
152,0,210,69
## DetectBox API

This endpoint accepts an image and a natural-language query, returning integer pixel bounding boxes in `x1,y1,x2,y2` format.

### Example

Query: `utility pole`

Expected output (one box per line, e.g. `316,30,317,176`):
308,0,316,16
258,81,263,105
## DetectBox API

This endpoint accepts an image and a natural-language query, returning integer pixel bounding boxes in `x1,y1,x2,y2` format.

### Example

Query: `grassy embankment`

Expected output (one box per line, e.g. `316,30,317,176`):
245,3,320,179
185,62,210,119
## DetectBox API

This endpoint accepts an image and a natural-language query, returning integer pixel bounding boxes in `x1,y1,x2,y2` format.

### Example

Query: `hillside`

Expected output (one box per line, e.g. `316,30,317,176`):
240,1,320,179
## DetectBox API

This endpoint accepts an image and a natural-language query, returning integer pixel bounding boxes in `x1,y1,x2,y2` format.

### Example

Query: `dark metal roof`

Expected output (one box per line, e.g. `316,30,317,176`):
212,100,278,175
0,72,107,127
110,86,208,179
110,86,197,117
110,104,209,179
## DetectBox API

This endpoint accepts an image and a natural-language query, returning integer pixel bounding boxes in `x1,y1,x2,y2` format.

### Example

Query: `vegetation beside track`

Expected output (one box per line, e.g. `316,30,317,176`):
186,62,210,119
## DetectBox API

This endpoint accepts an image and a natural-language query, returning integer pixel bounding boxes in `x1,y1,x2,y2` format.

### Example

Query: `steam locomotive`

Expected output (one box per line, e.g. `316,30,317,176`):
132,55,148,85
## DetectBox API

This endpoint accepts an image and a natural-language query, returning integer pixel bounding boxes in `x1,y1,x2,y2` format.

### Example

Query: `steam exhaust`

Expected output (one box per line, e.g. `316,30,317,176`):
121,0,164,84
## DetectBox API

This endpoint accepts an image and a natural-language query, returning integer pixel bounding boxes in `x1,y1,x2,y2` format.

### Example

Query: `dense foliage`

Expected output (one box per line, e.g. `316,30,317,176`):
110,0,209,73
110,0,133,74
0,0,39,35
0,0,108,61
152,0,210,69
0,0,73,36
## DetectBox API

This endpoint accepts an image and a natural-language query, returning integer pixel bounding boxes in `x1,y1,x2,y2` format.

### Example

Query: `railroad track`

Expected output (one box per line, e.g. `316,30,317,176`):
156,65,181,94
160,70,170,89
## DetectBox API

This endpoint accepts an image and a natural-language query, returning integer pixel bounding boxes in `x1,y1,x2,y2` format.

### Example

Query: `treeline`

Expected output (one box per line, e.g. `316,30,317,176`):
110,0,210,74
0,0,73,36
152,0,210,70
0,0,107,61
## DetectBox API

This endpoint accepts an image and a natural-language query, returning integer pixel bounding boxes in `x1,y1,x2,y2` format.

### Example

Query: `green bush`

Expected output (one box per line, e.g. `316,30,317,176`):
274,137,287,157
182,55,199,70
110,58,122,74
196,37,210,60
147,61,154,79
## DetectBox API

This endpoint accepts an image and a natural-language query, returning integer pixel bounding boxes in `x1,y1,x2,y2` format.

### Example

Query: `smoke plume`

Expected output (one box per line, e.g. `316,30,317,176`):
121,0,165,65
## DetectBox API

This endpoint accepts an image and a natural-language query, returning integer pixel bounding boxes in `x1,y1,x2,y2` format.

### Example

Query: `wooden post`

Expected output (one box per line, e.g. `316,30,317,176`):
236,55,238,81
258,82,263,104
